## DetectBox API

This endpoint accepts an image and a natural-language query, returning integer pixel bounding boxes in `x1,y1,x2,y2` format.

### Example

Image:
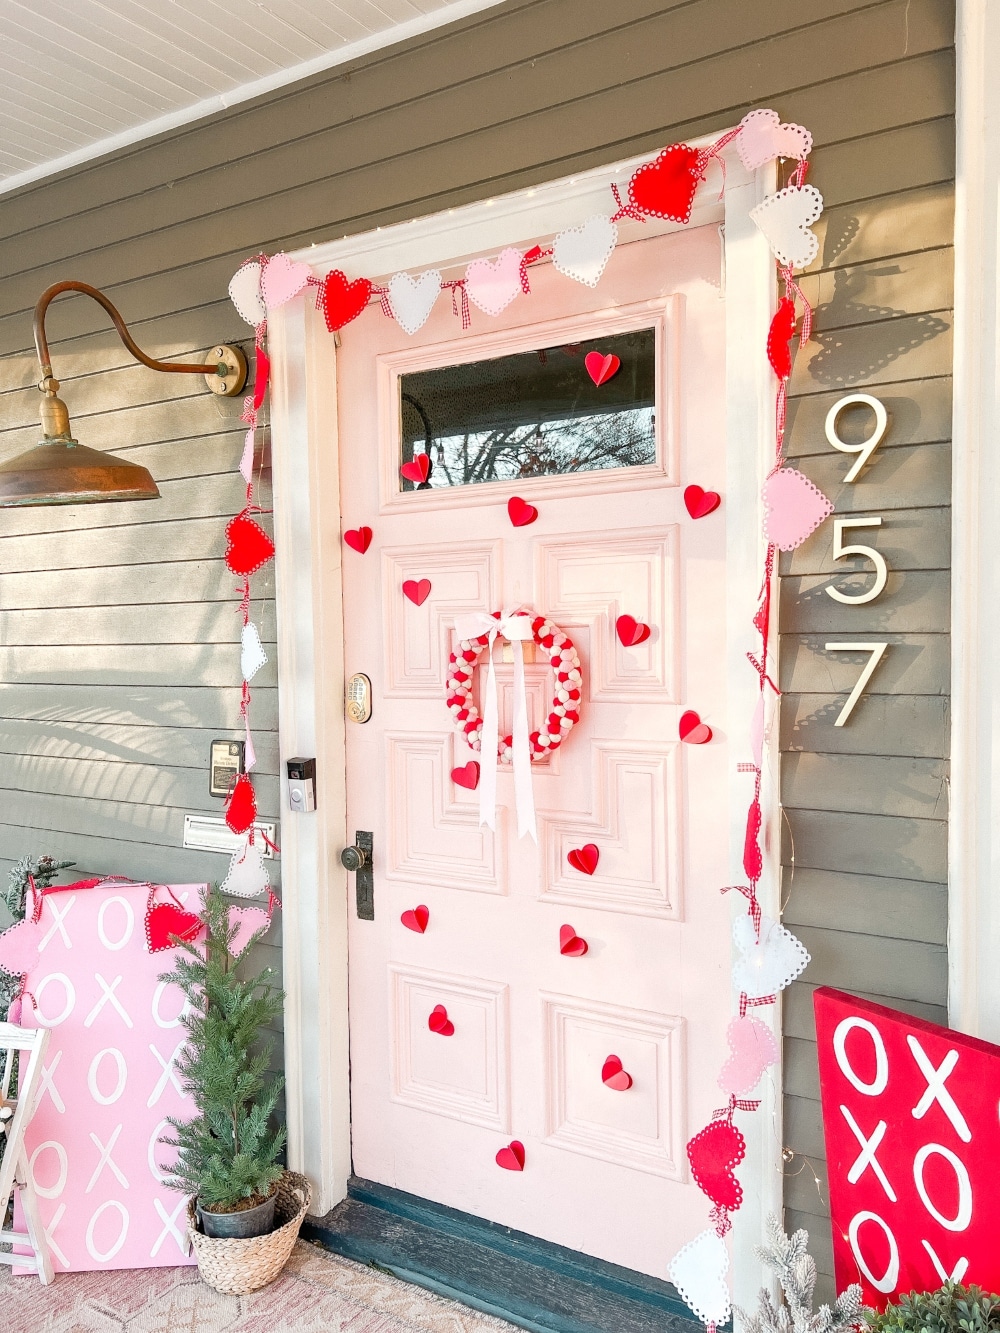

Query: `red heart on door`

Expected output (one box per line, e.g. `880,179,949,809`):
602,1055,633,1091
344,526,372,554
567,843,599,875
687,1119,746,1211
225,773,257,834
428,1004,455,1036
402,579,431,606
225,513,276,577
320,269,372,333
496,1140,525,1171
628,144,702,223
400,454,431,485
679,710,712,745
616,614,651,647
146,902,204,954
684,485,721,519
401,905,429,934
508,496,538,527
451,761,480,790
584,351,621,387
559,924,589,957
767,296,797,380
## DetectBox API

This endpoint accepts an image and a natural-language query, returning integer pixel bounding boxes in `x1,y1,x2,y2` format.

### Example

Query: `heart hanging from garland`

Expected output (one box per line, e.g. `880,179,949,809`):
225,512,275,577
226,773,257,835
145,899,204,954
687,1119,746,1212
320,269,373,333
767,297,797,380
628,144,702,223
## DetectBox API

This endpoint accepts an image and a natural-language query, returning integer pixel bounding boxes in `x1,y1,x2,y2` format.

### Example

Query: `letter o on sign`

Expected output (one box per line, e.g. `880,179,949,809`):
834,1016,889,1096
913,1143,973,1232
85,1199,130,1263
848,1211,900,1294
29,1140,68,1200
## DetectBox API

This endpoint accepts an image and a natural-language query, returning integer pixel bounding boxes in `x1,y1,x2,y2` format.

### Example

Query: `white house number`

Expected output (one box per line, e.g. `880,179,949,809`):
821,393,890,726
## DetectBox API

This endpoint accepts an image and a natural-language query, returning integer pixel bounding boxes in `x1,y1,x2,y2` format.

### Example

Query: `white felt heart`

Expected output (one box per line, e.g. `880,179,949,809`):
737,108,813,171
221,833,269,899
750,185,823,270
466,248,522,317
388,270,442,335
227,904,272,958
763,467,834,551
669,1229,731,1327
733,914,810,998
239,427,255,485
241,622,268,684
262,252,313,309
229,260,267,327
552,215,618,288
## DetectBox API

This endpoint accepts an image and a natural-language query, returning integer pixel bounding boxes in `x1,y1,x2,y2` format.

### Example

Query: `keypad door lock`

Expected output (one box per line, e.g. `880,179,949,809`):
341,830,374,919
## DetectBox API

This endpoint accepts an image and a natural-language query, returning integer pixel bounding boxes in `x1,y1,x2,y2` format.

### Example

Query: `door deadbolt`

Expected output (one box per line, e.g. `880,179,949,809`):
346,673,372,723
341,830,374,920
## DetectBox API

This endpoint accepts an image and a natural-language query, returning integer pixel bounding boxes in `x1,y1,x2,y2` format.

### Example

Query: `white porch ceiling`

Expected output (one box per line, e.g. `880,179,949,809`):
0,0,504,194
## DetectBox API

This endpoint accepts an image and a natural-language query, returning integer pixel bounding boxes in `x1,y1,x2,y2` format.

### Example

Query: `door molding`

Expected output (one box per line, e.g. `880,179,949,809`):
267,138,780,1309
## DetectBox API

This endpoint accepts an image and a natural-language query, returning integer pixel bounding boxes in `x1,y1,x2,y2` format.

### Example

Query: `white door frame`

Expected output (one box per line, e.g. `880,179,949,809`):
266,139,780,1310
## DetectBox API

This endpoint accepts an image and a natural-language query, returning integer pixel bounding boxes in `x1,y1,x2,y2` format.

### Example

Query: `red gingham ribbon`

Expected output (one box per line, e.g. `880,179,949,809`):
609,182,646,224
519,245,551,295
370,283,394,319
442,279,471,329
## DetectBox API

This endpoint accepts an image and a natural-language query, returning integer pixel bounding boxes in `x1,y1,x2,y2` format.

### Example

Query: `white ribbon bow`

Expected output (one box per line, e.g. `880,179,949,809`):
453,608,537,841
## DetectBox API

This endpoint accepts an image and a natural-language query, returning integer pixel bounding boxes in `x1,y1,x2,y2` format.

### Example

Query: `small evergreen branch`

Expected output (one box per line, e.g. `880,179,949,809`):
736,1215,864,1333
864,1284,1000,1333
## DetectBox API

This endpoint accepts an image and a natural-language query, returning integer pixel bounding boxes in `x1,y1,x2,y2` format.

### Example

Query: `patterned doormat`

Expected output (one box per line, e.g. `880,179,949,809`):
1,1240,521,1333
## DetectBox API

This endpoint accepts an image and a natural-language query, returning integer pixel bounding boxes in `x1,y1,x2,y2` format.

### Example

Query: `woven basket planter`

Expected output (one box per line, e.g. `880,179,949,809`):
186,1170,312,1295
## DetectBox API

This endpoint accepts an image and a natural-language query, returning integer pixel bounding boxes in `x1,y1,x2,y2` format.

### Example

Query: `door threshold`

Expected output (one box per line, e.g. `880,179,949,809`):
302,1177,703,1333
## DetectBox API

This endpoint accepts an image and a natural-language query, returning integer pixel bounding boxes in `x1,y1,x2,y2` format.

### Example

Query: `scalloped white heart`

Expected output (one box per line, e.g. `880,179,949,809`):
552,214,618,288
229,260,267,327
241,622,268,684
737,108,813,170
221,833,269,899
389,270,442,335
669,1229,731,1326
733,913,810,998
750,185,824,269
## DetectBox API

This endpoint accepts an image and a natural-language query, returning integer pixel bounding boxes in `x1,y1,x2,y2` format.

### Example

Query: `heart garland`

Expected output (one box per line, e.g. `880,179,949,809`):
628,143,703,224
687,1119,746,1212
145,887,205,954
763,467,834,552
226,773,257,836
319,269,373,332
225,511,275,577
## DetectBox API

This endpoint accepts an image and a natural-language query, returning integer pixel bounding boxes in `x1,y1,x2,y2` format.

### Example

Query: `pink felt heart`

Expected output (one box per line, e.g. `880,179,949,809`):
584,351,620,387
451,762,480,790
225,773,257,835
252,347,270,411
567,843,599,875
737,109,813,171
687,1119,746,1211
628,144,702,223
507,496,537,527
401,905,429,933
767,297,797,380
0,917,41,979
750,185,824,270
616,614,650,647
602,1055,633,1091
344,526,372,554
762,467,834,552
227,905,272,959
466,248,522,317
225,512,275,577
262,253,313,309
428,1004,455,1036
402,578,431,606
146,902,204,954
496,1140,525,1171
679,711,712,745
684,485,721,519
718,1015,779,1096
320,269,372,333
559,924,588,957
400,454,431,485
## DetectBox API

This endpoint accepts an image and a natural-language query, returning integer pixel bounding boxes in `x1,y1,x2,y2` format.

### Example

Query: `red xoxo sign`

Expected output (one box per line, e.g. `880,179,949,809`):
815,988,1000,1306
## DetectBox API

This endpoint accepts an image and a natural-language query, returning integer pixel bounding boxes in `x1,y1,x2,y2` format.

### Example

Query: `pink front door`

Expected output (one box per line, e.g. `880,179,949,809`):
335,224,731,1277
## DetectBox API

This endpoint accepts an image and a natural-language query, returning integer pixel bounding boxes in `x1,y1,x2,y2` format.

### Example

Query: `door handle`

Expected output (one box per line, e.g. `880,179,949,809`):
341,830,374,920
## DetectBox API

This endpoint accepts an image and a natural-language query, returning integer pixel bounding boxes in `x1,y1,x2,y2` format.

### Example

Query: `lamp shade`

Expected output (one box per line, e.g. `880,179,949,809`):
0,438,160,507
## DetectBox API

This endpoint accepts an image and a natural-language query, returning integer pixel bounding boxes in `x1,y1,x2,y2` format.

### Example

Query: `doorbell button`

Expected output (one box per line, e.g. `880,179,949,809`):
286,757,316,812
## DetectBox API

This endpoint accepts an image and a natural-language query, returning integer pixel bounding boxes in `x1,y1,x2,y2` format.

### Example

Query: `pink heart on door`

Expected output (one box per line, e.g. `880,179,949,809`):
679,711,712,745
401,905,429,933
466,248,523,317
559,924,588,957
402,579,431,606
451,762,480,790
428,1004,454,1036
602,1055,633,1091
584,351,620,386
496,1140,525,1171
718,1015,779,1096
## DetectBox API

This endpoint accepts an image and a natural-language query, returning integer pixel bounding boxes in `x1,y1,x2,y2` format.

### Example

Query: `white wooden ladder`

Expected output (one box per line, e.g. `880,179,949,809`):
0,1022,54,1283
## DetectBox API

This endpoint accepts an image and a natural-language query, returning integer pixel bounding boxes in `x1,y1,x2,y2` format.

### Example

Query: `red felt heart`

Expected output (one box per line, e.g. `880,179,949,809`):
146,902,204,954
400,454,431,485
616,614,651,647
508,496,538,527
225,773,257,834
567,843,599,875
402,578,431,606
451,761,480,790
584,351,621,387
679,710,712,745
344,526,372,554
401,905,429,933
629,144,702,223
320,269,372,333
496,1140,525,1171
225,513,276,577
767,297,797,380
602,1055,633,1091
687,1119,746,1211
428,1004,454,1036
559,924,589,957
744,798,763,883
252,347,270,411
684,485,722,519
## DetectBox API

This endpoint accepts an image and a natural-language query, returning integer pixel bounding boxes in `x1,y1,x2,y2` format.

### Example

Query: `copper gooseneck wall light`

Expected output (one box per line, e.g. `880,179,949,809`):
0,280,249,507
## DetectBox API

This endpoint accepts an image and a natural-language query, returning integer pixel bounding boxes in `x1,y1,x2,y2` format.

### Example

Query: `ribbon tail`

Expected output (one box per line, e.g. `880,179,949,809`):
479,632,499,831
511,640,536,841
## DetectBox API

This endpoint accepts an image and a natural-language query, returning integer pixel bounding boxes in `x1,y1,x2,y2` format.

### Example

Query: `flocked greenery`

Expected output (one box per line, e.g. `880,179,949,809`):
0,854,75,1020
736,1215,864,1333
159,884,286,1211
863,1285,1000,1333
